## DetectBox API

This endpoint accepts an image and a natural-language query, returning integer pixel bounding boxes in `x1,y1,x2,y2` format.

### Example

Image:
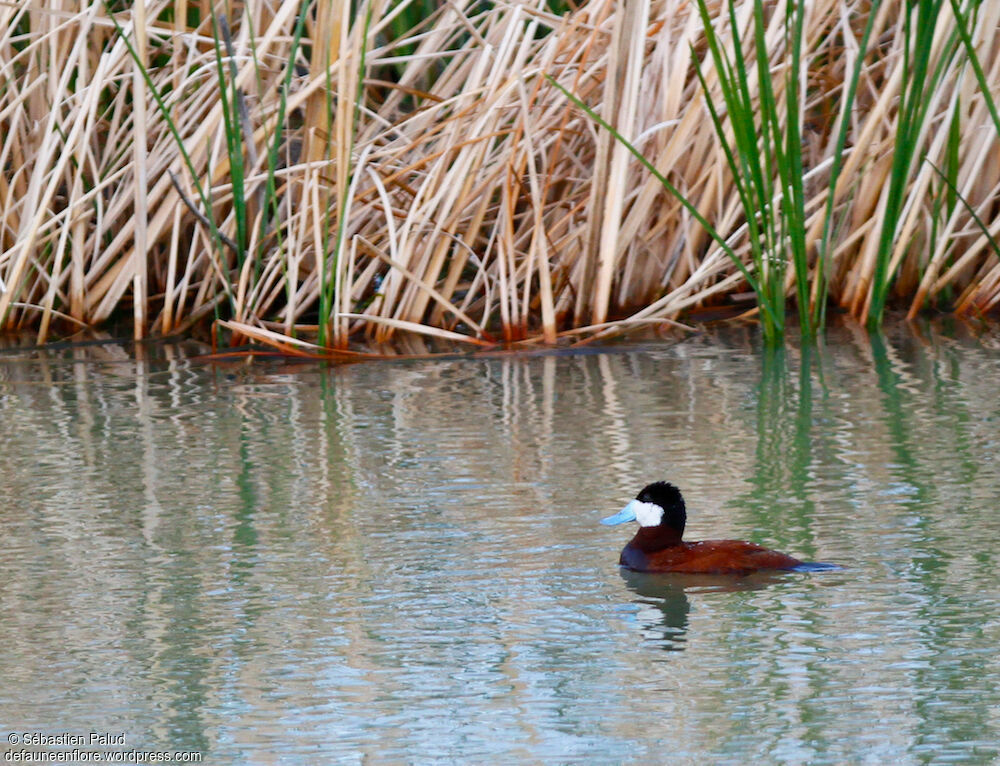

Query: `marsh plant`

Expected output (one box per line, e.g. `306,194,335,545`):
1,0,999,349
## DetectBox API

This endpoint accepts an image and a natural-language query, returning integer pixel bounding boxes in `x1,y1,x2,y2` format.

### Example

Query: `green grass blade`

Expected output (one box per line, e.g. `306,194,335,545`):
102,1,236,314
815,0,883,329
546,75,769,311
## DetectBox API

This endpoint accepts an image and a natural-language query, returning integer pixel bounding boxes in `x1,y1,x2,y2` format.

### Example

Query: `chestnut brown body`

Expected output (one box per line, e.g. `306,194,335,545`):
620,525,803,575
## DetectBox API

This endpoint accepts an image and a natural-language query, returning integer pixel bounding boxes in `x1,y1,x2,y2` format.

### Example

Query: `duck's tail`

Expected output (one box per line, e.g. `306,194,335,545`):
790,561,842,572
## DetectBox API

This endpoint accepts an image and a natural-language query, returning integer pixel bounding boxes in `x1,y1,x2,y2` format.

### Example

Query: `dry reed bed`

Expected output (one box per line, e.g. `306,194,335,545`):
1,0,999,349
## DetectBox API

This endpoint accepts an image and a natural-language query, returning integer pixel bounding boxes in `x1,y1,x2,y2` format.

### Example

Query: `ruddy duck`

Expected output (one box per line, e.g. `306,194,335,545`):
602,482,836,575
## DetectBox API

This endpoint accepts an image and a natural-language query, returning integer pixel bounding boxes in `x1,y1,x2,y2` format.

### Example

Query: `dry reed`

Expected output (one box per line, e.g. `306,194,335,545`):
1,0,999,349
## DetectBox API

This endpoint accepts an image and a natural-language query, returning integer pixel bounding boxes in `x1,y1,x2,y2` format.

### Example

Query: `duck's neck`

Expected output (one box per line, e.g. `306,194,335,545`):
630,525,684,552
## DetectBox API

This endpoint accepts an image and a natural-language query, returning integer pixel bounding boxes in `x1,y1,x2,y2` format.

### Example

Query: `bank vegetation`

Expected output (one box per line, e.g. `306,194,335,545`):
2,0,999,350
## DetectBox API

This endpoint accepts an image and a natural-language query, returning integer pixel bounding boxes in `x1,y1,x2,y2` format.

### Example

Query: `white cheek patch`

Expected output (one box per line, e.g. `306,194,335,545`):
631,500,664,527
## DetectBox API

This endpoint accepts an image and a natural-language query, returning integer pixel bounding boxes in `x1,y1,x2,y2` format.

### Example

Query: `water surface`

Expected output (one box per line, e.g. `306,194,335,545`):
1,324,999,764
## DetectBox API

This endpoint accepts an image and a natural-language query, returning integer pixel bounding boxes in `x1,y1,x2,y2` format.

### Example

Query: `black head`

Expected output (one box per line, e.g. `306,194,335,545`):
636,481,686,534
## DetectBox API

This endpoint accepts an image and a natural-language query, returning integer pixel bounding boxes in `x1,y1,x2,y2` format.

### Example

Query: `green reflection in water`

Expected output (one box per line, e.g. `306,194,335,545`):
736,342,824,558
869,331,996,762
3,329,1000,763
233,432,260,572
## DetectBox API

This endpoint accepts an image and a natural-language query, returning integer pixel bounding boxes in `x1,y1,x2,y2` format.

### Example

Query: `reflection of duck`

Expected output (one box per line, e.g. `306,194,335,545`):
602,482,837,575
619,570,691,652
619,568,800,652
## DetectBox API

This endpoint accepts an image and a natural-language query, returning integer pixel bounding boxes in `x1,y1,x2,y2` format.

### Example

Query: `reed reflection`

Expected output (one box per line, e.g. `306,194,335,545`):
734,342,826,560
3,327,1000,763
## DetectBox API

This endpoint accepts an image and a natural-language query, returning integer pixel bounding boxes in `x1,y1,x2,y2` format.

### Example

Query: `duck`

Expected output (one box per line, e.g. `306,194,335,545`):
601,481,835,575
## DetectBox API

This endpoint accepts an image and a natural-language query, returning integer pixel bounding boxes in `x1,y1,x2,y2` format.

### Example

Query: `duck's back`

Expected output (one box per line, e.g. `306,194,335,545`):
621,539,803,575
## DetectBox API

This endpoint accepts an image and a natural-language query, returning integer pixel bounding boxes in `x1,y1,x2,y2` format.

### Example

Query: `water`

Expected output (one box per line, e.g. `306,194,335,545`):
1,323,999,764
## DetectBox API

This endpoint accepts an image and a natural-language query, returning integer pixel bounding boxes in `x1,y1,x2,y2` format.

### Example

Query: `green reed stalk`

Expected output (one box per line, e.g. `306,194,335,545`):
692,0,812,343
385,0,438,78
924,0,1000,269
867,0,959,328
314,58,337,344
258,7,308,328
927,159,1000,264
944,101,962,218
210,14,248,266
782,0,810,338
949,0,1000,135
103,2,237,314
546,76,769,320
815,0,882,329
319,4,374,349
